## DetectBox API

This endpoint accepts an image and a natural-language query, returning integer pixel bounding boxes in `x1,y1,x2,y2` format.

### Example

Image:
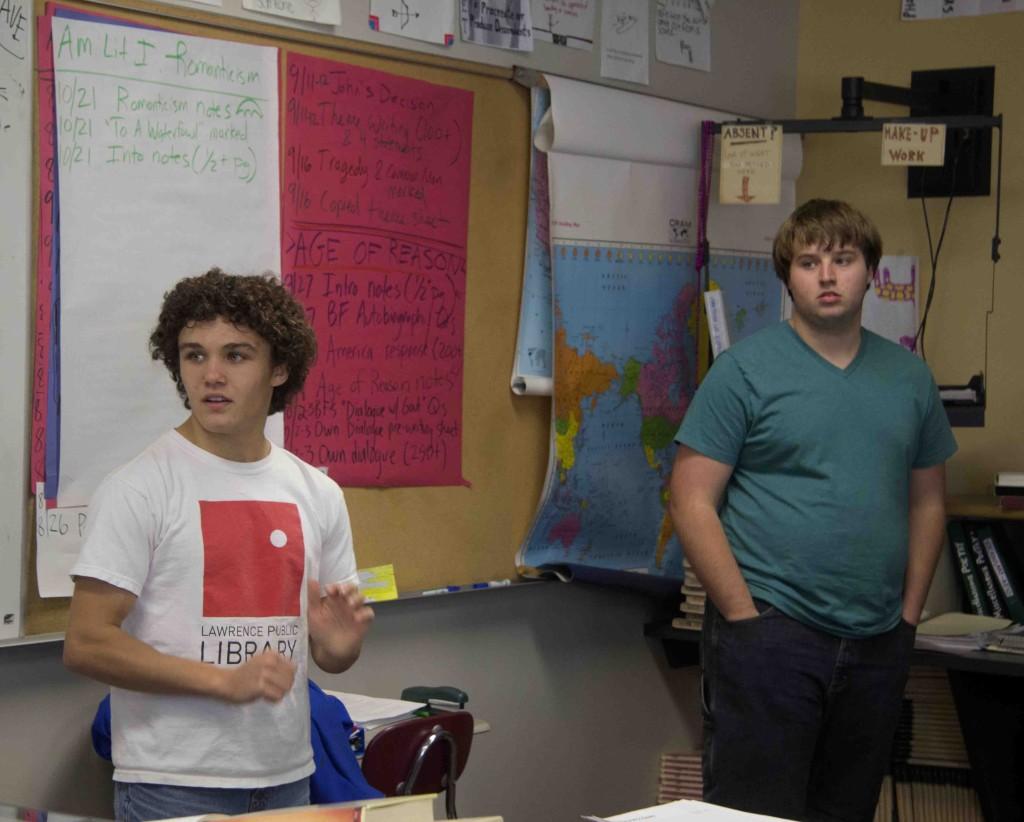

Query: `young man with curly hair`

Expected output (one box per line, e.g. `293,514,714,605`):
64,269,374,822
670,201,956,822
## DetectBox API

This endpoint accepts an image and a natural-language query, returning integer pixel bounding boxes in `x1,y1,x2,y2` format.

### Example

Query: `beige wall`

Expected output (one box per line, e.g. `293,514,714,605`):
796,0,1023,494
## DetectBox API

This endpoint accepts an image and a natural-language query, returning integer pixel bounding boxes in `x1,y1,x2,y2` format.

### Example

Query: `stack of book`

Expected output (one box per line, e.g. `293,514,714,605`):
673,557,707,631
879,667,983,821
895,668,969,767
888,763,981,821
946,519,1024,622
656,751,703,804
995,471,1024,511
872,775,894,822
913,611,1013,655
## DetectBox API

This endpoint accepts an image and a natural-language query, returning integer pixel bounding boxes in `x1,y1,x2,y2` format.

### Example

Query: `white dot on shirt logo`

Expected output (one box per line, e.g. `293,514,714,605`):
269,529,288,549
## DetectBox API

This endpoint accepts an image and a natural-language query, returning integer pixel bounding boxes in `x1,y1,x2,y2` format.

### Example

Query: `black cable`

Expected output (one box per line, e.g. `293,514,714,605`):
915,136,967,361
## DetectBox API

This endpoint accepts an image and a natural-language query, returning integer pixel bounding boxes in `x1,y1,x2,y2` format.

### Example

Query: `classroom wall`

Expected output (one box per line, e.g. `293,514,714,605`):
796,0,1024,494
147,0,798,118
0,583,701,822
0,3,802,821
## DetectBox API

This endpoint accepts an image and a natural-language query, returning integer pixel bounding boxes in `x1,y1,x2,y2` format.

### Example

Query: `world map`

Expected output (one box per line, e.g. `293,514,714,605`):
518,243,699,581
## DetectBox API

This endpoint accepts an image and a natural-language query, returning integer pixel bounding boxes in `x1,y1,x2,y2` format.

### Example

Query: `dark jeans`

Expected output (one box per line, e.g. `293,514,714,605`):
701,599,915,822
114,777,310,822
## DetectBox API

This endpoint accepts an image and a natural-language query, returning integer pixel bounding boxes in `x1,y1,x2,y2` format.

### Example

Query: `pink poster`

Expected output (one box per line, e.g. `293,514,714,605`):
282,54,473,487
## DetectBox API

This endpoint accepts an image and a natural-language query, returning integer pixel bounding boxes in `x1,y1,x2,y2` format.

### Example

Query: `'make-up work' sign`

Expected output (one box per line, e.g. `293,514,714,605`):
881,123,946,166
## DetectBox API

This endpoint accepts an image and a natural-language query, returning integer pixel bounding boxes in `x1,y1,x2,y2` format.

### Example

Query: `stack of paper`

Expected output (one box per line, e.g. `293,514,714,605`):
321,691,423,730
583,798,794,821
913,612,1013,654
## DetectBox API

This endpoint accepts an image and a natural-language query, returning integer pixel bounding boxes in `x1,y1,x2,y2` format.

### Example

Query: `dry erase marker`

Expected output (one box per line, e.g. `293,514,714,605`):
471,579,512,589
422,586,461,596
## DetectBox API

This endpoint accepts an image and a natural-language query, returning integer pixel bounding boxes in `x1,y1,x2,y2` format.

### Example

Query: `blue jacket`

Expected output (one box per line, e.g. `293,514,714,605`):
92,680,383,803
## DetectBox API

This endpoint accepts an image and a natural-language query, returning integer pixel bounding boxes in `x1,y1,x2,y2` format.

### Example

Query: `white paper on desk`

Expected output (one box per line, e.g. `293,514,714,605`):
600,0,649,85
369,0,455,46
53,20,280,507
321,690,423,728
587,797,795,821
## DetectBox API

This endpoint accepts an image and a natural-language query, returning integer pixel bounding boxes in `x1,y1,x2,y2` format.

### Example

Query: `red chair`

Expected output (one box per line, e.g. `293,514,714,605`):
361,710,474,819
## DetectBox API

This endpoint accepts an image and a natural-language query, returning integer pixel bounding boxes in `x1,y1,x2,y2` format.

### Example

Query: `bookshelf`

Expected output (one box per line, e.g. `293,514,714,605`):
947,494,1024,521
939,495,1024,820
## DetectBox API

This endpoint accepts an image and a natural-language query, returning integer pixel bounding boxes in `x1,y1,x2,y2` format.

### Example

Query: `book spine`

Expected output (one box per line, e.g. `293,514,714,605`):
967,523,1006,618
977,523,1024,623
948,520,988,616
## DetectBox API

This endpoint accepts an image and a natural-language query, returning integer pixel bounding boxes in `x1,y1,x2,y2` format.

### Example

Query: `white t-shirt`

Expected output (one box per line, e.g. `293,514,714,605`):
72,430,359,788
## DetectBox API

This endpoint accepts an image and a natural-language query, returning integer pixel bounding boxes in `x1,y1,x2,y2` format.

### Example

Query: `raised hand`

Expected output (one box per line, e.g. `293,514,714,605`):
307,579,375,673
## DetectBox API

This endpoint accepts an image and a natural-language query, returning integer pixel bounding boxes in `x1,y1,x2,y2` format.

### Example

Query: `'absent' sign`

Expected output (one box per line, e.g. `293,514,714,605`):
881,123,946,166
719,123,782,205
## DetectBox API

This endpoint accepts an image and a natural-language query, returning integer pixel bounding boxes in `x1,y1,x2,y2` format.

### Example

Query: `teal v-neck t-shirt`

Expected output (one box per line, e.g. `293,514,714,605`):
676,322,957,637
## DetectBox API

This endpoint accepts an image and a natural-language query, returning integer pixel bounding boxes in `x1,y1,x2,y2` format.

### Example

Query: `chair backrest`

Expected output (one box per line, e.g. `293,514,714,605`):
361,710,474,817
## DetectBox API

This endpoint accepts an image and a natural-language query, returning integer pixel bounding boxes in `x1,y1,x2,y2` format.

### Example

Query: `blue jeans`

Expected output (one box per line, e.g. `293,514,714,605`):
115,777,310,822
701,599,915,822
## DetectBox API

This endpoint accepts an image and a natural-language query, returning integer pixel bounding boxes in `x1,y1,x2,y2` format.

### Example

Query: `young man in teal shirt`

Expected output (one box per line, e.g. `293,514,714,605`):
670,200,956,821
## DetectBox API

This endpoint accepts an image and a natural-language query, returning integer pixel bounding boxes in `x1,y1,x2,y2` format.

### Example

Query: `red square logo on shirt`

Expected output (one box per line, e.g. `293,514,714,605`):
200,500,305,617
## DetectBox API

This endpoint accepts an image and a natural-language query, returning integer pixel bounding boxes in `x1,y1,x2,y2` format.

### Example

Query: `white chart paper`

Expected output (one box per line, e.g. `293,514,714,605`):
53,19,281,507
534,75,802,251
510,88,553,396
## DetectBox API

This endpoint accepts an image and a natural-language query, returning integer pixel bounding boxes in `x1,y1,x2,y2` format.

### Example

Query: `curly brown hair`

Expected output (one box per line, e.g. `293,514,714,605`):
149,268,316,415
